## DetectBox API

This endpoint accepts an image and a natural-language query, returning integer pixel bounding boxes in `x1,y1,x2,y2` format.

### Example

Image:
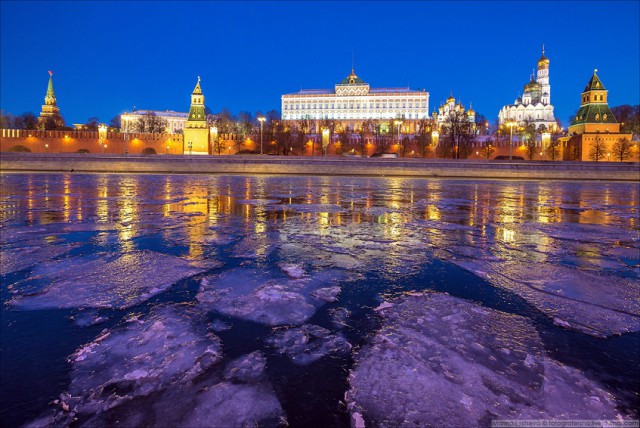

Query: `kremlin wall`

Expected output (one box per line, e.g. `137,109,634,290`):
1,50,637,162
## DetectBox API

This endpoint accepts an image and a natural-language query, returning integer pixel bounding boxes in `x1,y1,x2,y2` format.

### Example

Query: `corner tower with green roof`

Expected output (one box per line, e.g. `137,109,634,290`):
38,71,64,129
568,70,620,135
183,76,210,155
561,70,635,161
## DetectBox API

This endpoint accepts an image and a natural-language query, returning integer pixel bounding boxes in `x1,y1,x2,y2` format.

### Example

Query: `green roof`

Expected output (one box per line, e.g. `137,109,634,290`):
571,103,617,126
583,71,606,92
339,69,365,85
188,105,205,121
45,72,56,105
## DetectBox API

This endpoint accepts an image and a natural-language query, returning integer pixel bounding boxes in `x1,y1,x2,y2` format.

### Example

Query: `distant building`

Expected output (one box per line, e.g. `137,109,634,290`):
182,76,210,155
281,68,430,123
561,70,635,161
498,48,556,130
38,71,64,129
432,93,476,133
121,109,188,134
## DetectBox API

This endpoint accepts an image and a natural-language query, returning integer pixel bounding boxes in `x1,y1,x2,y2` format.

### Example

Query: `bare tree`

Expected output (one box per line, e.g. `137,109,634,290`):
441,110,473,159
588,136,606,162
320,119,338,155
611,137,632,162
357,119,374,156
296,116,312,156
481,139,496,159
416,118,434,158
135,112,167,133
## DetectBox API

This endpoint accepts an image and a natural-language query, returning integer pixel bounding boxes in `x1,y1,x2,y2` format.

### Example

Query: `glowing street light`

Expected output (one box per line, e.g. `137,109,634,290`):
506,121,517,160
258,116,266,155
431,131,439,159
394,119,402,145
98,124,107,154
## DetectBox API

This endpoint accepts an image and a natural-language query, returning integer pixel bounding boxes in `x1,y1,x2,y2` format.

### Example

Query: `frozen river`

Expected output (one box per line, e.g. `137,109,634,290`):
1,173,638,427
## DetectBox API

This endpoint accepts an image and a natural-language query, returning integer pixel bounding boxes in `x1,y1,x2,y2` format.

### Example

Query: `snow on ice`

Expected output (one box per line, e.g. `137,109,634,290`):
266,324,351,365
10,250,204,310
454,260,640,337
347,292,623,427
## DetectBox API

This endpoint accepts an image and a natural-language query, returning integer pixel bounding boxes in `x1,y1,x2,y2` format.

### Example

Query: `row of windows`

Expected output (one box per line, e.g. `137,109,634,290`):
583,94,604,103
283,101,428,110
283,112,430,120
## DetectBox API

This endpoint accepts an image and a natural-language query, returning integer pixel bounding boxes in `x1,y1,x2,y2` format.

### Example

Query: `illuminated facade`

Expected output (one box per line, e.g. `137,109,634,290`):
183,77,210,155
281,69,430,122
432,94,476,132
498,48,556,130
38,71,64,128
121,110,188,134
561,70,635,161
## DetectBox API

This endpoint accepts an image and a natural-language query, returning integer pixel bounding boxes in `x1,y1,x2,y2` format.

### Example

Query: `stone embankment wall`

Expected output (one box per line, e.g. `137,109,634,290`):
1,153,638,181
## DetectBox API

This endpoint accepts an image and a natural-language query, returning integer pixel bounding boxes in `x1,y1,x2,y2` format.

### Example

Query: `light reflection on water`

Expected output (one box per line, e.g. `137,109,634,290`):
0,173,638,427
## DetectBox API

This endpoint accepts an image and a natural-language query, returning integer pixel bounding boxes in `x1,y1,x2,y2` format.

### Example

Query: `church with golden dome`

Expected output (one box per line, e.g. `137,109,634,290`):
432,93,476,133
498,47,557,130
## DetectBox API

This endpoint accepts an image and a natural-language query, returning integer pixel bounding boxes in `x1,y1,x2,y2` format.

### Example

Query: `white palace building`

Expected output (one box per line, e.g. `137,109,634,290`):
281,69,430,123
121,109,189,134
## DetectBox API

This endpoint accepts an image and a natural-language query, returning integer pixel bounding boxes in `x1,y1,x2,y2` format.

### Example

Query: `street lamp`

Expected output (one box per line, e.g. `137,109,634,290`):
98,124,107,154
394,119,402,144
431,131,439,159
45,143,49,153
258,116,266,155
210,126,218,155
506,121,517,160
188,141,193,155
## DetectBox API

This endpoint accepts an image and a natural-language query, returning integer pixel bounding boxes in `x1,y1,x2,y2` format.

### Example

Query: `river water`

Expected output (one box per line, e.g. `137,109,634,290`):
1,173,638,427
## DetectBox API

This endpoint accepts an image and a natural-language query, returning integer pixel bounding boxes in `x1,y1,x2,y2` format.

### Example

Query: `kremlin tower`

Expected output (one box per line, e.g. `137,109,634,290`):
38,71,64,129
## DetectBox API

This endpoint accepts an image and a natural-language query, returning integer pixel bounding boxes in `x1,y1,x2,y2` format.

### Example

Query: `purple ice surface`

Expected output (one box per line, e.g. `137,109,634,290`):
347,292,625,427
454,259,640,337
10,250,204,310
197,267,348,326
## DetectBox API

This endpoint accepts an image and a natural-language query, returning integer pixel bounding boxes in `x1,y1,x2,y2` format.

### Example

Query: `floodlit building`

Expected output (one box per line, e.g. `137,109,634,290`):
498,48,556,130
281,69,430,123
38,71,64,128
560,70,635,161
432,93,476,132
182,76,210,155
120,109,188,134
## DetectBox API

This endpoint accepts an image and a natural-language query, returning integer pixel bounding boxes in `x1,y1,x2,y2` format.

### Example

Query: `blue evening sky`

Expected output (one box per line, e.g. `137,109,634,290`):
1,1,638,127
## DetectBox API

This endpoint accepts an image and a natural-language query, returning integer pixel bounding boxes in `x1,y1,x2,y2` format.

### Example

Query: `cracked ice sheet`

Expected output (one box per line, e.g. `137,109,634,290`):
0,243,80,276
266,324,351,365
347,293,624,427
454,260,640,337
73,353,284,428
10,250,204,310
197,267,348,326
67,305,222,417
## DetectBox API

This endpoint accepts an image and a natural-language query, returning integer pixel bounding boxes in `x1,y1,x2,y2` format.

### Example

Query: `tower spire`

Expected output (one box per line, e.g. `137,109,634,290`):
45,70,56,105
542,43,545,56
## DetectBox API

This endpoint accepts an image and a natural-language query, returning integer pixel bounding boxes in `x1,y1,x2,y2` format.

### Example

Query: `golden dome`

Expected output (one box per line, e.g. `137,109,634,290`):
446,95,455,103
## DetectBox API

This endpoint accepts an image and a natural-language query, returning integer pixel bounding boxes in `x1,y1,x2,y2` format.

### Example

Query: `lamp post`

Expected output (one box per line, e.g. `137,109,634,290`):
394,119,402,143
98,124,107,154
45,143,49,153
188,141,193,155
258,116,266,155
507,121,516,159
431,131,439,159
210,126,218,155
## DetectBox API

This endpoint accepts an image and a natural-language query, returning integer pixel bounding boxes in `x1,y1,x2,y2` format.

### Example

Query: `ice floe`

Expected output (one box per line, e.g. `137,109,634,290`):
347,292,624,426
266,324,351,365
453,260,640,337
197,267,347,326
66,305,222,415
10,250,204,310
